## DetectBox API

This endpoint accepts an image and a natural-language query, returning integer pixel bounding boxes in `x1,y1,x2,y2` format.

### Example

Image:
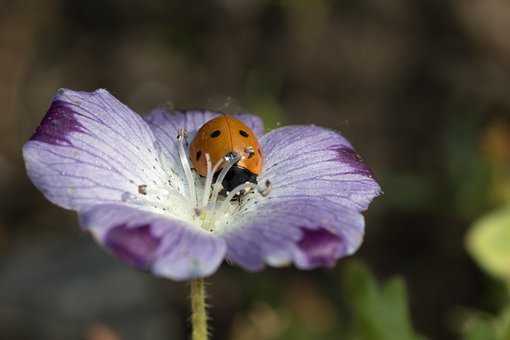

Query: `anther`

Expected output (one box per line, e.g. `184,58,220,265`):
224,152,241,163
177,128,188,140
244,146,255,159
257,180,272,197
138,184,147,195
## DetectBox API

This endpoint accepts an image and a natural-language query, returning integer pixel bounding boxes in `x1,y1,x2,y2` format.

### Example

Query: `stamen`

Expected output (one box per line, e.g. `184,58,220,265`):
177,128,197,206
201,154,224,209
155,143,194,206
144,128,271,233
244,146,255,159
209,152,241,209
258,180,272,197
200,154,212,209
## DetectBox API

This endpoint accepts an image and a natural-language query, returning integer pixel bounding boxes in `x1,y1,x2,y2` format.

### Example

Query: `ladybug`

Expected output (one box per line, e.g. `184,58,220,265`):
189,114,263,193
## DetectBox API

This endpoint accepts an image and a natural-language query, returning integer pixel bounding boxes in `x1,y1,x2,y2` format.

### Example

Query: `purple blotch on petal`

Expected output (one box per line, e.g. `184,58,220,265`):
31,100,84,145
329,144,374,178
297,228,347,268
105,224,161,270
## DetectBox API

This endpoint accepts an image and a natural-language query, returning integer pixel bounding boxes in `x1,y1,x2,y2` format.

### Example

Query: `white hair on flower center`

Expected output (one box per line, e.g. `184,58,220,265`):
123,127,270,234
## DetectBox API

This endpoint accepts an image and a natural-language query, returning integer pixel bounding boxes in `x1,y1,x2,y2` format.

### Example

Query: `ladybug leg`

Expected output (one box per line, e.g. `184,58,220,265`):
235,194,242,204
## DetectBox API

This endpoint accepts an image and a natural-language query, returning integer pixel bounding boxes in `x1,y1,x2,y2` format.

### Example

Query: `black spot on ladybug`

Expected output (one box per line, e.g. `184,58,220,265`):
239,130,249,137
210,130,221,138
196,150,202,161
257,148,261,155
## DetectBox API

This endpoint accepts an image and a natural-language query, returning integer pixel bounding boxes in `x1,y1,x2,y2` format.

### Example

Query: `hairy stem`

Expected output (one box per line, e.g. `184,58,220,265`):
190,279,208,340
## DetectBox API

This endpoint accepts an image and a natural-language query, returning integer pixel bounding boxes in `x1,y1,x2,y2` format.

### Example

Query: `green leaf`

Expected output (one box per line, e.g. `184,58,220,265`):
458,307,510,340
496,307,510,339
463,318,498,340
457,304,510,340
466,205,510,282
342,261,424,340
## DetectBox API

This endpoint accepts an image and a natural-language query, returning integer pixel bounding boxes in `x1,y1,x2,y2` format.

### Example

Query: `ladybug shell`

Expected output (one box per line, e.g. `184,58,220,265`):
189,115,263,177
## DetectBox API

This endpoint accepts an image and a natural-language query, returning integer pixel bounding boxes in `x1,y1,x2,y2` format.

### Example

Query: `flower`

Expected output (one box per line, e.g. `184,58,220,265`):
23,89,381,281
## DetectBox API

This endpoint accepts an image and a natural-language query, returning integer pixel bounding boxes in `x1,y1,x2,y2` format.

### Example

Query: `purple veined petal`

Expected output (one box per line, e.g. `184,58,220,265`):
23,89,174,212
223,197,365,271
294,228,347,269
80,204,227,280
259,125,381,212
144,109,265,170
144,109,220,171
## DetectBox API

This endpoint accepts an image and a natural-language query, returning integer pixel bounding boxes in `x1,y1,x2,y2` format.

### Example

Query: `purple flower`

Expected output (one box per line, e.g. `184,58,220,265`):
23,89,381,281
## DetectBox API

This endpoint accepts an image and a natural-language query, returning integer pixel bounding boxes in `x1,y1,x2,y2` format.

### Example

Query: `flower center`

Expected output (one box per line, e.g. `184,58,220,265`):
175,128,270,233
124,128,270,234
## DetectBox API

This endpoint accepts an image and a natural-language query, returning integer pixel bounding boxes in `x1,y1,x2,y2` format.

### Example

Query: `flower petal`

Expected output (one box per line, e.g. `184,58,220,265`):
223,197,364,271
294,228,347,268
225,125,380,270
80,204,227,280
23,89,171,212
259,125,381,211
144,109,265,171
143,109,219,172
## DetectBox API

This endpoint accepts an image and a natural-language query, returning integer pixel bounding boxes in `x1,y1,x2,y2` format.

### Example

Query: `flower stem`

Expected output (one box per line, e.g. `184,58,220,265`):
190,279,208,340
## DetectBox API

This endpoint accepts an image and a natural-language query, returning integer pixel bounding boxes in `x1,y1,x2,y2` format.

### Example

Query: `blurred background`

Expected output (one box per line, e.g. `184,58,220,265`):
2,1,510,339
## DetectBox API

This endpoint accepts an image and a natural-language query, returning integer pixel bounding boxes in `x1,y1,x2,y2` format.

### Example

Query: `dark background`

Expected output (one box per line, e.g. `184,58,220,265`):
1,1,510,339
